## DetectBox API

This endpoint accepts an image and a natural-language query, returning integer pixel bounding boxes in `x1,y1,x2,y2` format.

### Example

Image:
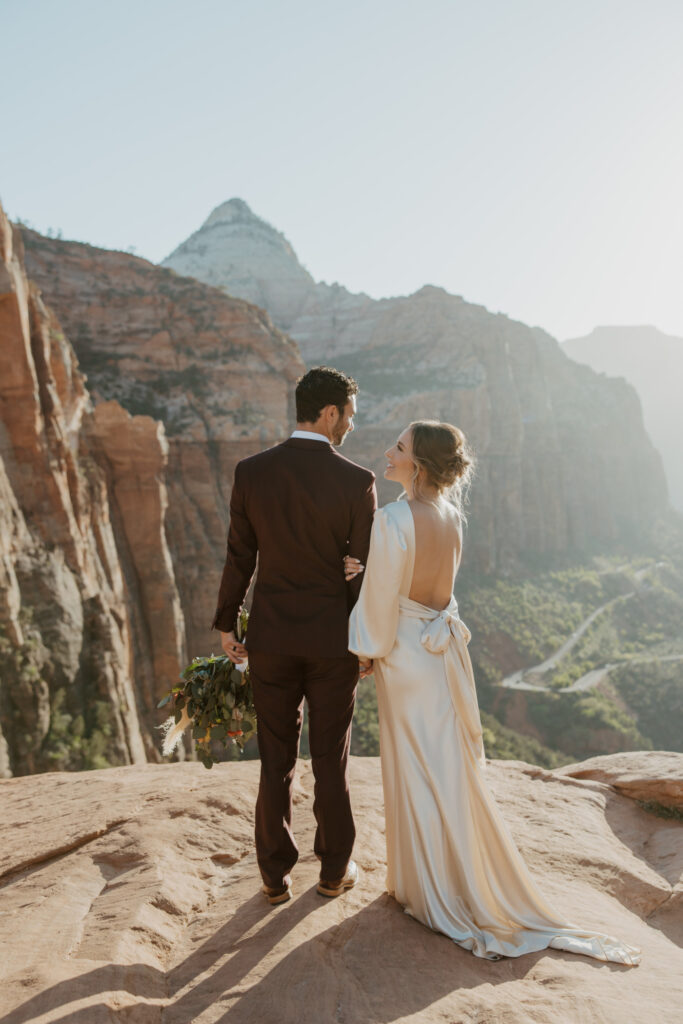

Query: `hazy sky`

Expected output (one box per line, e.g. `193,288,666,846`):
3,0,682,340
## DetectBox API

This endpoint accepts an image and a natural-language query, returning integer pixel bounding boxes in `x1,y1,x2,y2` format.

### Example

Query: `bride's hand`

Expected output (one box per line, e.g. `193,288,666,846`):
344,555,365,581
358,657,374,679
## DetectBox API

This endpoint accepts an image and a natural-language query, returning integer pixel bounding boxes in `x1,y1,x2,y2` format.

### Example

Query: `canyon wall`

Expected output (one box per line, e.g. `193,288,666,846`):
21,226,305,658
164,199,671,573
0,204,186,776
563,325,683,514
5,203,678,780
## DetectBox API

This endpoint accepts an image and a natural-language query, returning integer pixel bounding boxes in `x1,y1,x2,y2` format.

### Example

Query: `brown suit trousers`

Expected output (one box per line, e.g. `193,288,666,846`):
212,438,377,886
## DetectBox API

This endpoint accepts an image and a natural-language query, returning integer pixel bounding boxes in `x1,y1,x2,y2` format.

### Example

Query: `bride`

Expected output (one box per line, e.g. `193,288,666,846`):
346,419,641,965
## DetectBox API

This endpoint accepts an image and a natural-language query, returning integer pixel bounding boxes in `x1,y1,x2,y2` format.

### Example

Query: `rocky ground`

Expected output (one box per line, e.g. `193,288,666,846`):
1,751,681,1023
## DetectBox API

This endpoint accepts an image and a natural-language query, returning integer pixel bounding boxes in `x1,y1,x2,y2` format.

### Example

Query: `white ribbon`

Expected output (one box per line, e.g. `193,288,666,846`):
420,604,472,653
398,596,485,767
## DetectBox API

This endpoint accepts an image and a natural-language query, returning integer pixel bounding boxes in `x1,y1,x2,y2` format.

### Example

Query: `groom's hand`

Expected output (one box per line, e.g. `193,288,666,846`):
221,630,247,663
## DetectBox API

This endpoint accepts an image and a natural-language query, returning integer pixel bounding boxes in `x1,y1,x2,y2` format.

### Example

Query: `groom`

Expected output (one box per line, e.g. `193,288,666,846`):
212,366,377,904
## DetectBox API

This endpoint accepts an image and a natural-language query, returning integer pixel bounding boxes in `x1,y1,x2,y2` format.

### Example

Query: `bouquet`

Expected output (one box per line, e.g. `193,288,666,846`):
157,609,255,769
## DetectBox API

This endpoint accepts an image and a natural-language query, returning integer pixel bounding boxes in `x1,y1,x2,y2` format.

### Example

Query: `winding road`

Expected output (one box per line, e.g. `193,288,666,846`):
499,561,674,694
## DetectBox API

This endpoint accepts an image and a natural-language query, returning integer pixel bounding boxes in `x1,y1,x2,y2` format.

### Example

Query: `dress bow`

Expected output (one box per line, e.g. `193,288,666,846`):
420,605,472,654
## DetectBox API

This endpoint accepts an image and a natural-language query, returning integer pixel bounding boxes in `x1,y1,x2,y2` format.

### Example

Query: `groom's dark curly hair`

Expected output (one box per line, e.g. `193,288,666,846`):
295,366,359,423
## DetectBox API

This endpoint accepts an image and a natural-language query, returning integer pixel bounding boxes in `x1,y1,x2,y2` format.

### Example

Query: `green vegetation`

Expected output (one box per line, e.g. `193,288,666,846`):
479,711,571,767
545,612,622,689
43,688,120,771
612,566,683,651
635,800,683,822
461,549,683,760
464,564,640,685
0,615,50,773
545,561,683,690
0,610,124,773
463,571,592,703
610,661,683,752
521,688,650,760
350,679,380,756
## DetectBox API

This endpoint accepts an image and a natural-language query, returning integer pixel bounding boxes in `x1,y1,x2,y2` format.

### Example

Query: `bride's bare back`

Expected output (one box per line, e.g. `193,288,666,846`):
407,498,462,611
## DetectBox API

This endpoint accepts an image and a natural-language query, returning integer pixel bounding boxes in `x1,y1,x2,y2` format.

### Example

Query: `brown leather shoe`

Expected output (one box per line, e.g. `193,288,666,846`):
262,877,293,905
317,859,359,898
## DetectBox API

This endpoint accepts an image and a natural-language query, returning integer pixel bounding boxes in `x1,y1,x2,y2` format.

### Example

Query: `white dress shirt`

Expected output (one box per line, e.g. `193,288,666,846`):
290,430,331,443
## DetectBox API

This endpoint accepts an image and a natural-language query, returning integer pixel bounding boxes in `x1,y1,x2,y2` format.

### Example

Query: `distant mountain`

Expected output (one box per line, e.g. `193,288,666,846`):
163,198,376,357
562,327,683,513
163,199,671,572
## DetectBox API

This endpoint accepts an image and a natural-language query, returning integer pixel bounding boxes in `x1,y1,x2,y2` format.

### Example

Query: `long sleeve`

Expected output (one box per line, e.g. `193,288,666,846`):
347,475,378,607
348,507,408,659
211,461,258,633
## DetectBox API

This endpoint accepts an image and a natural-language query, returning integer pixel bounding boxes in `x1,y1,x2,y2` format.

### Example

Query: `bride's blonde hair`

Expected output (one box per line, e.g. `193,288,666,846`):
406,420,475,522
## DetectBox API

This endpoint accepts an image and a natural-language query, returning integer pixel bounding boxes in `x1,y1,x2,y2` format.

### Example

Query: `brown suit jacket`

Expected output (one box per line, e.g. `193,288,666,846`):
212,438,377,658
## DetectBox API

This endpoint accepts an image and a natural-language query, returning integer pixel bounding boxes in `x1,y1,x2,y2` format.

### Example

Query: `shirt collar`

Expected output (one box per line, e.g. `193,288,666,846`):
290,430,331,443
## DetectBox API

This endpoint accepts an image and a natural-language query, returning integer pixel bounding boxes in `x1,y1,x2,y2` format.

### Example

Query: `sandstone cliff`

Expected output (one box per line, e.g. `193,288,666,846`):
164,199,671,573
20,227,305,657
563,325,683,514
0,752,680,1022
0,203,185,776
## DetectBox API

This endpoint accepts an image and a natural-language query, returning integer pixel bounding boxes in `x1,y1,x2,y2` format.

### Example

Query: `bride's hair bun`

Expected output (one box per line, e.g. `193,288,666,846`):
409,420,475,503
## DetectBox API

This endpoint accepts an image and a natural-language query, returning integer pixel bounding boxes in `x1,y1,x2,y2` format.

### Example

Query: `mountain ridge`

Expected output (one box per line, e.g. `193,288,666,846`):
162,198,672,571
562,325,683,513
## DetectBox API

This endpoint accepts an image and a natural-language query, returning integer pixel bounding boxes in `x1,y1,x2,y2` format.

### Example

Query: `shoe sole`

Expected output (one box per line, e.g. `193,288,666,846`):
316,877,357,898
264,886,293,905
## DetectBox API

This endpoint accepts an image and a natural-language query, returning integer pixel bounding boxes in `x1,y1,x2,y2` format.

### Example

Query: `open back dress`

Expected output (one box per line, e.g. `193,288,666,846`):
348,499,641,964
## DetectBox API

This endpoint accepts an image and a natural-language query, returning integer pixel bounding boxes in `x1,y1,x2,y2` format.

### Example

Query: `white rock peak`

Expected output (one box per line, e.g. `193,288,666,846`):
202,197,260,229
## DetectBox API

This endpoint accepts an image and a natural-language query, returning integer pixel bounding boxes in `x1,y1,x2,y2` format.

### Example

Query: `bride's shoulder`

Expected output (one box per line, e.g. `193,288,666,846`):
374,499,412,535
375,499,409,521
369,500,410,555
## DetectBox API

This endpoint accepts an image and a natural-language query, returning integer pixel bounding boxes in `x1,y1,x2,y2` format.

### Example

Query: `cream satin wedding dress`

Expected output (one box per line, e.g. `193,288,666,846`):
348,499,641,964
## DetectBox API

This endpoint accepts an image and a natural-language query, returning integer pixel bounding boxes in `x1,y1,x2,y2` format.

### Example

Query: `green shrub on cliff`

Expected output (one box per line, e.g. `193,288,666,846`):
610,661,683,752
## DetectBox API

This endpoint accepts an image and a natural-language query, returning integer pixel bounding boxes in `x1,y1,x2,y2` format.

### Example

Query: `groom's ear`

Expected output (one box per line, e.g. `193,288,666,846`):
323,404,341,427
